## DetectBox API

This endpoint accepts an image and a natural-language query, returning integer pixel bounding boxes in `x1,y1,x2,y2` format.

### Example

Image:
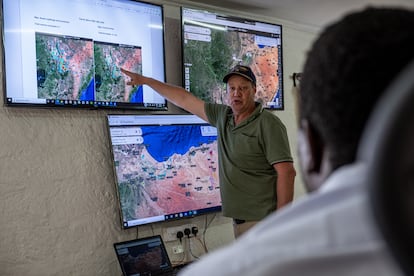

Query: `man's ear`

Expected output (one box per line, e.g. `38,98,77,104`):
298,119,323,173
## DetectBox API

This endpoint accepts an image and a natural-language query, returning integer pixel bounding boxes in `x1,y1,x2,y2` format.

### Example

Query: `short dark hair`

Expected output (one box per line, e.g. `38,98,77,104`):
299,7,414,169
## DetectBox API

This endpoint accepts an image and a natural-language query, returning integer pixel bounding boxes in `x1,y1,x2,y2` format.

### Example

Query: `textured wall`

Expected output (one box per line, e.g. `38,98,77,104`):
0,1,315,275
0,104,236,275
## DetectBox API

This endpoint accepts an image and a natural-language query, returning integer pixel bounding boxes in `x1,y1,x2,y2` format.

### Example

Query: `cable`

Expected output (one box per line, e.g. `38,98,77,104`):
191,226,199,237
195,236,208,253
184,228,191,239
202,213,216,253
176,231,184,243
188,239,201,260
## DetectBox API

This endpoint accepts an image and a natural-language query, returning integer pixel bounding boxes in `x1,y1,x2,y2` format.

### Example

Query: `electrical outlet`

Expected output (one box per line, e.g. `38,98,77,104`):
163,223,197,242
172,245,184,254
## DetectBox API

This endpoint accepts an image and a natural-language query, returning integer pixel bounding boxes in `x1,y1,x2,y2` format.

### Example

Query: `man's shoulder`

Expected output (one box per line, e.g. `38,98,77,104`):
205,102,230,114
259,108,283,121
205,103,231,125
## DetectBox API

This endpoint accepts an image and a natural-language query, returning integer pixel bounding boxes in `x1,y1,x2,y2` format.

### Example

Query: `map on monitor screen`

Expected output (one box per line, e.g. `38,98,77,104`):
36,33,95,101
107,115,221,228
94,41,143,103
2,0,166,110
182,7,284,109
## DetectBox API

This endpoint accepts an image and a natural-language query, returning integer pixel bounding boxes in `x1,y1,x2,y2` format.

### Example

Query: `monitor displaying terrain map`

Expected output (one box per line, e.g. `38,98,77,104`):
107,114,221,228
181,7,284,109
2,0,167,110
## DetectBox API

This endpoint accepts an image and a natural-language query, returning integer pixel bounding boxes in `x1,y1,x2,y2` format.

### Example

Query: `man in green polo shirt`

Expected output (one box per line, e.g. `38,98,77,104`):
121,65,296,237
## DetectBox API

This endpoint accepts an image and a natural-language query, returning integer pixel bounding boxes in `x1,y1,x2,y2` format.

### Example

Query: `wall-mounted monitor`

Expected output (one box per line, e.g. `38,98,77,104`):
1,0,167,110
181,7,284,110
107,114,221,228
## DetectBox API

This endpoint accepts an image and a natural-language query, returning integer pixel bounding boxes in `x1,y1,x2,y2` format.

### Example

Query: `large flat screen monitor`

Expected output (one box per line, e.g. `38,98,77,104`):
107,114,221,228
181,7,284,110
1,0,167,110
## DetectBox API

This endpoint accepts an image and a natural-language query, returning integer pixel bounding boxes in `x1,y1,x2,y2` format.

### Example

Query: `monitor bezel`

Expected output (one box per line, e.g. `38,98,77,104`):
106,114,222,229
1,0,168,111
180,6,284,110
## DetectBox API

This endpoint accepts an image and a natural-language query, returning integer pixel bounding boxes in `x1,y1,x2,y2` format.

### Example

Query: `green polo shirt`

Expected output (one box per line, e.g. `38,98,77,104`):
205,102,293,221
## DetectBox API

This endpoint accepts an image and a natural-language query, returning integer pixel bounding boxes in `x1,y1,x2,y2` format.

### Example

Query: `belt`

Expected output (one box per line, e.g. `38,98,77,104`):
234,219,246,225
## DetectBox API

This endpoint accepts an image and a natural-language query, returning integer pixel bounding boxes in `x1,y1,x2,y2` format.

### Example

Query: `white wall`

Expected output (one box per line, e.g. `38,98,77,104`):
0,1,317,275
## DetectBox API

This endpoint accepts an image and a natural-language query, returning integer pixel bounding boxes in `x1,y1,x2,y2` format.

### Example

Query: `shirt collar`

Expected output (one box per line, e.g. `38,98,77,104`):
319,162,368,193
227,102,263,127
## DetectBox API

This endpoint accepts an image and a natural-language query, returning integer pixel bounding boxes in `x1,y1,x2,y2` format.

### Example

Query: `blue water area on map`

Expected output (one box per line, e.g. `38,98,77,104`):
79,78,144,102
141,125,216,162
130,86,144,103
80,78,95,101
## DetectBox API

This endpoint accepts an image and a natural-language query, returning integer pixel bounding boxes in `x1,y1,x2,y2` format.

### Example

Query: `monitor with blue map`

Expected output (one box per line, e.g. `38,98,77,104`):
2,0,167,110
107,114,222,228
181,7,284,110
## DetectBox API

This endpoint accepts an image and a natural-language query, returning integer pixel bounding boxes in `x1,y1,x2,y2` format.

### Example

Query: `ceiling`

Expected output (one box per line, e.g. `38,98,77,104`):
183,0,414,31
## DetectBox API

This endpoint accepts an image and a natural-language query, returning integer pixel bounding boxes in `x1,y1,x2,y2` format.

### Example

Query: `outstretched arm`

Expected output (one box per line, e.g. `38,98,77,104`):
121,68,208,122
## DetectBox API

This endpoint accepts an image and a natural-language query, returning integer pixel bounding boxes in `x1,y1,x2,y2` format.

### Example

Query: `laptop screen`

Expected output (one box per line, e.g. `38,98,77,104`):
114,235,173,276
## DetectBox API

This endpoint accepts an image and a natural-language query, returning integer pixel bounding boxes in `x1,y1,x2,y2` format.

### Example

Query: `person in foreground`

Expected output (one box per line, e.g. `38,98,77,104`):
177,7,414,276
121,65,296,238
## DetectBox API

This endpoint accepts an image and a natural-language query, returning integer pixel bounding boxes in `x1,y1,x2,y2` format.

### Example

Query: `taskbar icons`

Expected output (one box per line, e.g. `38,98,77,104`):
6,97,166,109
164,210,198,221
45,99,165,109
47,99,117,107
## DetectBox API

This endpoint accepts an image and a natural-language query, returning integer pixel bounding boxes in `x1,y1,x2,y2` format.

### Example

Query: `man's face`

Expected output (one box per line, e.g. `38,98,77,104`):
226,75,256,115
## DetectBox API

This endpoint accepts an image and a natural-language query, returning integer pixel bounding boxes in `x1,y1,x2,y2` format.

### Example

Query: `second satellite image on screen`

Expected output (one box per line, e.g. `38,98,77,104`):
112,125,221,222
36,33,143,103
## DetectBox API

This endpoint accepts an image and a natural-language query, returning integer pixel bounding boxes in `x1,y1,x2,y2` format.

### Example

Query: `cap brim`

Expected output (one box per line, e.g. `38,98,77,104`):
223,72,255,84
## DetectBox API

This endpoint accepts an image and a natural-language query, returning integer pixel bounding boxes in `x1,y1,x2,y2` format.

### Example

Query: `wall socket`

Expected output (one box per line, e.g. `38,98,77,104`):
172,245,184,254
163,223,197,242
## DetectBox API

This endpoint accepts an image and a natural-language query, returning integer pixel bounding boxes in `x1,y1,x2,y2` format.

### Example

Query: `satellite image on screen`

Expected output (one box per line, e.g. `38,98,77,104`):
35,34,143,103
4,0,166,110
183,27,282,108
36,33,94,101
94,42,143,103
112,124,220,222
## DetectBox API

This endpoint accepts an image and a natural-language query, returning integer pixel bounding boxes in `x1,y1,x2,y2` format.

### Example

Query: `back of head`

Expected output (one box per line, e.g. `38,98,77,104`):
299,7,414,170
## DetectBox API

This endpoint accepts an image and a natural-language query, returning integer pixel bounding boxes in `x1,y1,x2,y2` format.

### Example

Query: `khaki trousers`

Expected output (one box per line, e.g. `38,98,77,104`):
233,220,259,238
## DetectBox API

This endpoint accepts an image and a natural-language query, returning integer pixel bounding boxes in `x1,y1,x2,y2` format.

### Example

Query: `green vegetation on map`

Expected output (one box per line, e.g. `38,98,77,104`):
184,29,235,103
94,45,123,101
36,33,94,100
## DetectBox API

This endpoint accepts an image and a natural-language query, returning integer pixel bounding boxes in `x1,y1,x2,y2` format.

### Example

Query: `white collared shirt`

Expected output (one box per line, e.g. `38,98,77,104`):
179,162,402,276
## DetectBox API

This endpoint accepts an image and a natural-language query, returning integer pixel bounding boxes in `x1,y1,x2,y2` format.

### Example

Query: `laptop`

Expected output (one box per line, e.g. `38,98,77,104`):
114,235,180,276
